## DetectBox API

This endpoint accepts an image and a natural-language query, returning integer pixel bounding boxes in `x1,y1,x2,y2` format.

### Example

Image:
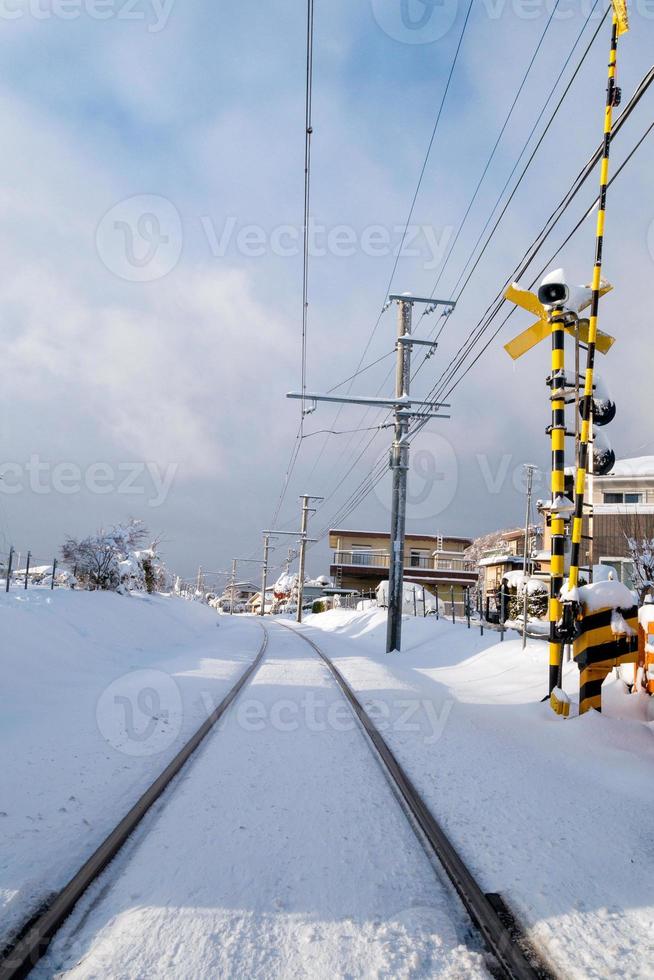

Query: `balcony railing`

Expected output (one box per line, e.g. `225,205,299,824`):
333,550,471,572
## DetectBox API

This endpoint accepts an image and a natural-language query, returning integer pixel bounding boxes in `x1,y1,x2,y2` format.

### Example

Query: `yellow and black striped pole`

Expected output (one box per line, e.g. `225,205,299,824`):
548,312,567,694
568,12,624,591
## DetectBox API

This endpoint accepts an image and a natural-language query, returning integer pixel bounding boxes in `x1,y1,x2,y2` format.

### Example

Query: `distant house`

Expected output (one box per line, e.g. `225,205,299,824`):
468,527,543,604
328,528,476,607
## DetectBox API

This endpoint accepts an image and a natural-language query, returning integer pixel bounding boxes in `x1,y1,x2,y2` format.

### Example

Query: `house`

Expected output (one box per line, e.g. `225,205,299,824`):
216,581,258,613
328,528,477,607
537,456,654,591
588,456,654,589
467,525,545,607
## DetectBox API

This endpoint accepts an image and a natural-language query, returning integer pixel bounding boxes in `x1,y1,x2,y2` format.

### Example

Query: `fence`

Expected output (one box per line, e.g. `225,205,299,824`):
0,547,64,592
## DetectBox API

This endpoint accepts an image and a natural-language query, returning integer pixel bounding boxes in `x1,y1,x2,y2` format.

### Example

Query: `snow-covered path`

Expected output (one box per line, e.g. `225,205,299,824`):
34,621,488,979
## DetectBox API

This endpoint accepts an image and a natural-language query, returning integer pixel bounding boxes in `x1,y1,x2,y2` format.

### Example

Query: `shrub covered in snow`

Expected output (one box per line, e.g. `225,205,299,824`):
61,520,170,593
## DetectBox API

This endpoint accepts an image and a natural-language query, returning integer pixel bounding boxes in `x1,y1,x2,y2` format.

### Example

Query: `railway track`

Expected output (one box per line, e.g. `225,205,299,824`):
0,625,269,980
1,618,553,980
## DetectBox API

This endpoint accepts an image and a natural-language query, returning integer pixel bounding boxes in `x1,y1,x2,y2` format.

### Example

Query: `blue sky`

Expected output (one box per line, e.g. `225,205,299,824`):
0,0,651,584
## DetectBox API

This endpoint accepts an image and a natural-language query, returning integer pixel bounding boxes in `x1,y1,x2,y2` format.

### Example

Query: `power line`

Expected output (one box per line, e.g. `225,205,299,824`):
306,10,607,535
297,0,475,497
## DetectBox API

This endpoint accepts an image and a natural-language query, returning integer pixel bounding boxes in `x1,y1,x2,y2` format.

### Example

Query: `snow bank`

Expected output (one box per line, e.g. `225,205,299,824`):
302,608,654,978
0,590,262,948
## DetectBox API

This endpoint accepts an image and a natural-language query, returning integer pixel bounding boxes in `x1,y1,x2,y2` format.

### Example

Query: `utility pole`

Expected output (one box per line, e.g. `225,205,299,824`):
387,295,412,653
24,551,31,590
522,465,536,650
260,534,272,617
196,565,204,594
297,493,323,623
229,559,237,615
286,292,455,653
5,546,14,593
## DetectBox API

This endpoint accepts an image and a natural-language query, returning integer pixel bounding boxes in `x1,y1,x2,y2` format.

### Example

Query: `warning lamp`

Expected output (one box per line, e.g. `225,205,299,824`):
593,430,615,475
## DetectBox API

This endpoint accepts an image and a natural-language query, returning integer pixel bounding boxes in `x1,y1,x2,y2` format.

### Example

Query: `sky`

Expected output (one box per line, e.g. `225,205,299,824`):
0,0,651,588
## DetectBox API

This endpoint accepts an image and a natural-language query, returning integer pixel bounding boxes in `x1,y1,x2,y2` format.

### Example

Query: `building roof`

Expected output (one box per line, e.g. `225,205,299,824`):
329,528,472,545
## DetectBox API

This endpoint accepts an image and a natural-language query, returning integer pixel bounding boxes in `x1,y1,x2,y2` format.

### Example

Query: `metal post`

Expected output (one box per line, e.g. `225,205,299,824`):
500,586,506,642
260,534,270,617
479,588,483,636
522,465,536,650
24,551,31,590
5,546,14,593
51,558,57,591
451,585,455,624
466,588,471,628
386,296,412,653
568,14,621,596
435,587,439,620
548,309,567,693
413,586,417,617
229,559,237,615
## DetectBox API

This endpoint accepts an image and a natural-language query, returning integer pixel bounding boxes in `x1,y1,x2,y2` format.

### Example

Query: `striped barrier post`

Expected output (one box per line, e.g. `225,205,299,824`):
573,602,638,714
568,14,623,594
548,310,567,695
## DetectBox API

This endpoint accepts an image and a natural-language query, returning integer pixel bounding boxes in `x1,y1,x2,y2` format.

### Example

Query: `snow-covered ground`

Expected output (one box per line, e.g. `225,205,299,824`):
31,621,487,980
4,595,653,978
0,591,264,948
302,608,654,979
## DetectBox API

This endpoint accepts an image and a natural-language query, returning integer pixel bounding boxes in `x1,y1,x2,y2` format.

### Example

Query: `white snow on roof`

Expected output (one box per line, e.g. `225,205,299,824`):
604,456,654,478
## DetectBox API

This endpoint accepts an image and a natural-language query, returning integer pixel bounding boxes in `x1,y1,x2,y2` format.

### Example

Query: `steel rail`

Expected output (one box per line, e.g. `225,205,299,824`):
0,624,269,980
277,619,553,980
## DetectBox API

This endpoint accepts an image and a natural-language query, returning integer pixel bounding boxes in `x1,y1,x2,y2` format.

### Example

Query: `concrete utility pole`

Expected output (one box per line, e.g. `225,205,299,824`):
229,559,237,615
260,534,272,617
297,493,323,623
387,297,412,653
286,291,455,653
522,464,537,650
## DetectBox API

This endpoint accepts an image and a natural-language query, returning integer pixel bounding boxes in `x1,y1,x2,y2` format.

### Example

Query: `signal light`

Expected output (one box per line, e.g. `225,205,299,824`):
593,430,615,475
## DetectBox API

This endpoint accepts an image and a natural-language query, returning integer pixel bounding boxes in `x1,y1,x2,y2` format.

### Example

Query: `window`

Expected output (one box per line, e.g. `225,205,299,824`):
409,549,429,568
599,558,636,589
603,492,642,504
351,546,373,566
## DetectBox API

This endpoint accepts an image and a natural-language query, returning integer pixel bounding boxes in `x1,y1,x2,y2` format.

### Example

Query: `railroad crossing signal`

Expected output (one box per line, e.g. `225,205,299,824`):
503,274,615,361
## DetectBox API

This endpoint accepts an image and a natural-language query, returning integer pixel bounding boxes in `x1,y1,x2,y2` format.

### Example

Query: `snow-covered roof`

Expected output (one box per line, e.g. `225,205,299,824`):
478,554,524,567
599,456,654,478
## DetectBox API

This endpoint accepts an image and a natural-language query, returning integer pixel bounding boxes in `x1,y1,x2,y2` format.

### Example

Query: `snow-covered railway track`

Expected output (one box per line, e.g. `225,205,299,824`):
0,625,269,980
278,620,552,980
2,618,551,980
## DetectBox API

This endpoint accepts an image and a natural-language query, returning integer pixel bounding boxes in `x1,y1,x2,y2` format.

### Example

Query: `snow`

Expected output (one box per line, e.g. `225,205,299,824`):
575,578,637,612
0,590,265,949
303,609,654,979
609,455,654,478
32,622,487,980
